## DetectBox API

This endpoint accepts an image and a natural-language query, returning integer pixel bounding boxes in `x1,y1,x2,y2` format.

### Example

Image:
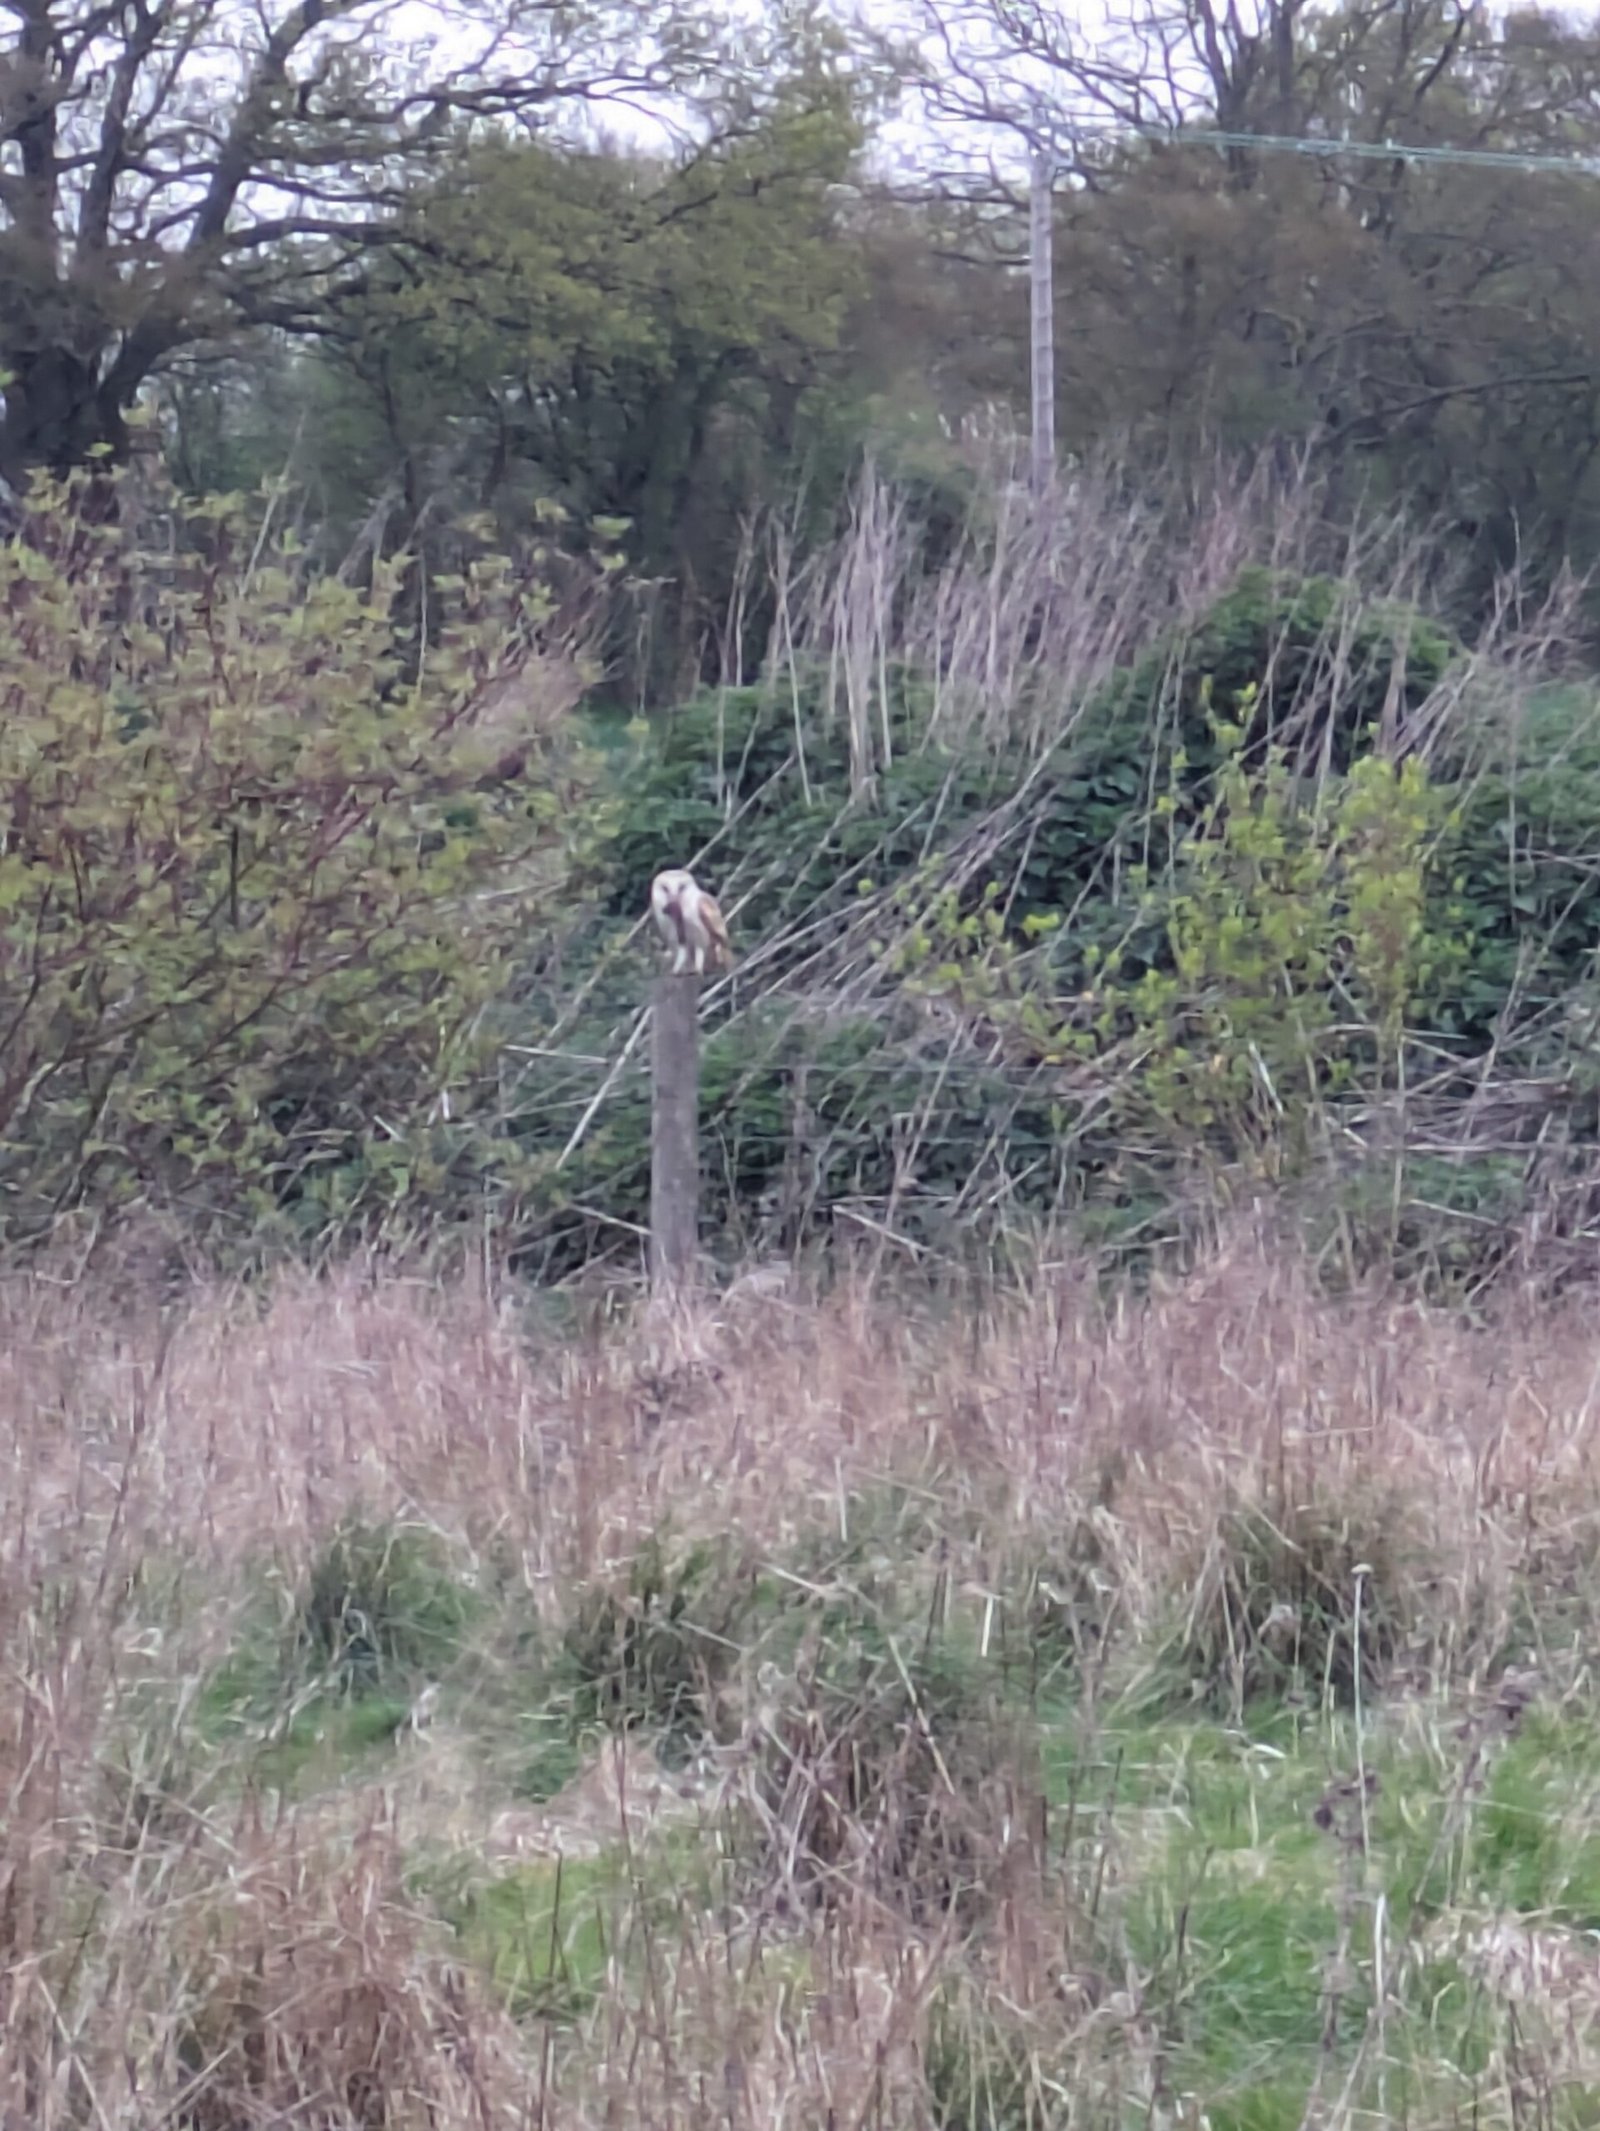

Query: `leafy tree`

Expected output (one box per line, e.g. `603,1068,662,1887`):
0,0,838,483
301,58,872,687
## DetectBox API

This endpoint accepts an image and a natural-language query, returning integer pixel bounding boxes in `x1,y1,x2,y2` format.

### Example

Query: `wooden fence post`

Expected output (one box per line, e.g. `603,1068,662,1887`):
649,971,700,1300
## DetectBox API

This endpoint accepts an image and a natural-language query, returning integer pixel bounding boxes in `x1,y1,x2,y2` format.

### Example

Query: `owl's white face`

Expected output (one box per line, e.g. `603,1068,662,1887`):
651,869,695,918
650,869,703,971
651,870,693,941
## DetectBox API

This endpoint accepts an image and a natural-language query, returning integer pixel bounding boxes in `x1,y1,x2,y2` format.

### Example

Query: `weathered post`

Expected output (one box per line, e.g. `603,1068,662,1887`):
649,970,700,1300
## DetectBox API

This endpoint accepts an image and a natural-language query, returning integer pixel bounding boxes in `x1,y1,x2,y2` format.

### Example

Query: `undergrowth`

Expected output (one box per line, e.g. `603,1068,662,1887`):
7,1245,1600,2126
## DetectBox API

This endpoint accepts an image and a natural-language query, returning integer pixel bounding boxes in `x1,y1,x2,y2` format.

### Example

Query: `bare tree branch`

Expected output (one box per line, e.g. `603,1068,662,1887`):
0,0,805,478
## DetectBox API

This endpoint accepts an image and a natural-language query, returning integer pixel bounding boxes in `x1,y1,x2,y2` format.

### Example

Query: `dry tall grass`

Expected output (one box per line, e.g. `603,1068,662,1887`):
5,1237,1600,2125
757,440,1584,781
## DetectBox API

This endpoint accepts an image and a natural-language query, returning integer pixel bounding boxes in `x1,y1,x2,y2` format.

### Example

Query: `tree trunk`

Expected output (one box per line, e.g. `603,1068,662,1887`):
0,346,131,486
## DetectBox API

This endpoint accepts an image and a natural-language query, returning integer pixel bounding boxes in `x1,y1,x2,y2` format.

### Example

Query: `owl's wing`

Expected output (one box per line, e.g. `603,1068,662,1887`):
698,890,734,966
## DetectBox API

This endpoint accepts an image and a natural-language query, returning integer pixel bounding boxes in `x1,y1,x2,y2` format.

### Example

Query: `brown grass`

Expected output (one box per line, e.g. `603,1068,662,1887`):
5,1234,1600,2124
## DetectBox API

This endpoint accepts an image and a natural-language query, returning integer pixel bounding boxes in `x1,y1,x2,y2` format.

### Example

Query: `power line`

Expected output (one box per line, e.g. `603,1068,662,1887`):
1162,125,1600,177
1034,116,1600,181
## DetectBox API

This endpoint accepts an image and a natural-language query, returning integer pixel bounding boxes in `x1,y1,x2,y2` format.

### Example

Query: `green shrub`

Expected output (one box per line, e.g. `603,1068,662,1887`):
513,994,1076,1279
600,674,1021,938
0,465,587,1250
604,574,1459,949
1080,566,1458,788
1427,699,1600,1050
525,571,1591,1291
298,1517,479,1695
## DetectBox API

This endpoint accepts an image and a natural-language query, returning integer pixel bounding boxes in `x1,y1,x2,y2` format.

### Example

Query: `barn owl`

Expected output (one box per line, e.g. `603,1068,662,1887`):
649,868,733,975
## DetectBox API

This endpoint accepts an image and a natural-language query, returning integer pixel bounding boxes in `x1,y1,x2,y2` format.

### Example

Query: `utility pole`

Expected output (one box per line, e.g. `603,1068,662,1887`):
1029,148,1056,495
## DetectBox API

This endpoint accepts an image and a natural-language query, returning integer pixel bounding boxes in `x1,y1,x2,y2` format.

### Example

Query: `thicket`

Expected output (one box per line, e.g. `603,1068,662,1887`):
514,556,1600,1290
0,469,592,1254
5,463,1600,1294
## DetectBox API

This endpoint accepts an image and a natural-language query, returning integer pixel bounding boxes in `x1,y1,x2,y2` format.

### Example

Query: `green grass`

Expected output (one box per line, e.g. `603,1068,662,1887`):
248,1691,418,1791
429,1825,727,2024
438,1852,621,2022
1025,1686,1600,2125
145,1512,1600,2126
1468,1708,1600,1928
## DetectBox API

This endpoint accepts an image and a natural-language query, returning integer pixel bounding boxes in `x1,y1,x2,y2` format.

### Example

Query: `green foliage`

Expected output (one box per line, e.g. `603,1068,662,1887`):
506,565,1600,1294
602,672,1016,922
1122,719,1343,1165
518,570,1489,1274
0,467,584,1249
901,700,1450,1192
310,62,869,701
297,1517,480,1695
1104,715,1448,1167
1426,689,1600,1048
513,987,1075,1279
382,62,864,405
0,522,1474,1286
1079,567,1459,787
604,571,1459,968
